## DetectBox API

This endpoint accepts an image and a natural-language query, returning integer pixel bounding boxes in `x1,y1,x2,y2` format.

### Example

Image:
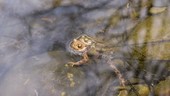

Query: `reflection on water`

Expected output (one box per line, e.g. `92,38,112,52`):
0,0,170,96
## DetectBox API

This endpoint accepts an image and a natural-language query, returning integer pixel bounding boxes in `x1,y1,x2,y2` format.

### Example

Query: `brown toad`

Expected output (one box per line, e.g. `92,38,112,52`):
68,35,97,66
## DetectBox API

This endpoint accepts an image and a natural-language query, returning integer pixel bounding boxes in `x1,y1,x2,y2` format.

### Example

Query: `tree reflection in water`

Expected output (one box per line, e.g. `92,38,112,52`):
0,0,169,96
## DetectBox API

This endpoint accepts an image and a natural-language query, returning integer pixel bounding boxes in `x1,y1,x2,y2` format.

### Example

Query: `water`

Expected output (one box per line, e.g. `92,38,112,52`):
0,0,170,96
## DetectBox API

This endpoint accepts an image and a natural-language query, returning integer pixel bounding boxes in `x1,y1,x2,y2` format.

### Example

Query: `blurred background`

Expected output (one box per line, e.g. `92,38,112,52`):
0,0,170,96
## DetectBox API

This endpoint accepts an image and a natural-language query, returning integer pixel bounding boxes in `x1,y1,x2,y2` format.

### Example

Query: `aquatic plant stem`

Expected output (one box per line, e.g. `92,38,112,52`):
107,59,128,95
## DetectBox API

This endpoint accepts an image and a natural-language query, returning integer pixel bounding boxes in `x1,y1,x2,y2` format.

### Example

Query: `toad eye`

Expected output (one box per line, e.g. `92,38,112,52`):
82,38,92,45
77,44,83,48
84,38,89,42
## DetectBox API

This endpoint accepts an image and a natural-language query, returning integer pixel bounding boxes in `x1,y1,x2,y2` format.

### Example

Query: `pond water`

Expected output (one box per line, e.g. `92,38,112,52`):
0,0,170,96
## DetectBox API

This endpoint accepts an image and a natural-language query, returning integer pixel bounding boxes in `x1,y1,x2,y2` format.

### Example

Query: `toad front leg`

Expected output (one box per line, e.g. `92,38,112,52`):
69,52,89,66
